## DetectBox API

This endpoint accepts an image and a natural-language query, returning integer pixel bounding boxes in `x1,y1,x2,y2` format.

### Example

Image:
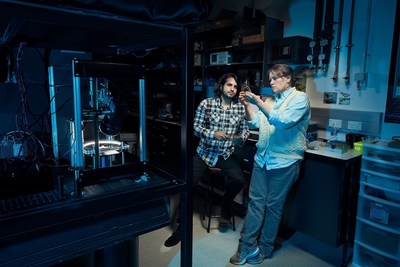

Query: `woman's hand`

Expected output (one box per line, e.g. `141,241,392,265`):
239,91,250,106
243,91,259,106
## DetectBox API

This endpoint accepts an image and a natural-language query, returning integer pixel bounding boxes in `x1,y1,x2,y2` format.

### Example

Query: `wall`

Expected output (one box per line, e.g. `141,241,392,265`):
307,0,400,139
211,0,400,139
2,0,400,141
285,0,400,139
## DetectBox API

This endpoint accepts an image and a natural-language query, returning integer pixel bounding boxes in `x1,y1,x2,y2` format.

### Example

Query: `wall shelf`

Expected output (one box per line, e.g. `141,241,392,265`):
195,17,284,90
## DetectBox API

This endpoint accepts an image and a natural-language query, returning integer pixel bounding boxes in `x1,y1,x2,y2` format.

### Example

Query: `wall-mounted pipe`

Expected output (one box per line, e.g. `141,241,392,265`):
344,0,356,85
321,0,335,71
309,0,325,71
354,0,372,89
332,0,344,82
310,0,335,73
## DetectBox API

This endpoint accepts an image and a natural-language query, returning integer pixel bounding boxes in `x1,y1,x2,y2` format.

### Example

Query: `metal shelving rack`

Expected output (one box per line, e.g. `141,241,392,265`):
0,1,197,266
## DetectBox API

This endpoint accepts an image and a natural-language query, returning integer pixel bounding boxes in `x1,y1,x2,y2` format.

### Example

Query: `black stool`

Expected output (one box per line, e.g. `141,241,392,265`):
201,167,236,233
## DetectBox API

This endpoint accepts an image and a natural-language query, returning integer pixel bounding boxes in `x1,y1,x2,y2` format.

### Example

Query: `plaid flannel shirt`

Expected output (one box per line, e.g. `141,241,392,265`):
194,97,250,167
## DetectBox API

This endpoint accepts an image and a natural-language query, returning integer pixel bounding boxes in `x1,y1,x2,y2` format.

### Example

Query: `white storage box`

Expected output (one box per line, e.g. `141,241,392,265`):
361,169,400,191
353,240,400,267
361,182,400,204
356,218,400,257
358,193,400,228
362,157,400,177
363,142,400,163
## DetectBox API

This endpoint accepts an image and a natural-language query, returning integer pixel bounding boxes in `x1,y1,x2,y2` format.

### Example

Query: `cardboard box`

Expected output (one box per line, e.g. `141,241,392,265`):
242,34,264,44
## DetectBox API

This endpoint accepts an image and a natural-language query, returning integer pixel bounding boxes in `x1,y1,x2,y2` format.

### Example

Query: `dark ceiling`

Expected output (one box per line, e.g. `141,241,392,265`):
0,1,209,54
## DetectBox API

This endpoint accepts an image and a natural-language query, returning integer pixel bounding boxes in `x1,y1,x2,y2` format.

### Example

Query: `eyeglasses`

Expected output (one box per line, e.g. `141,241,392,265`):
269,76,282,82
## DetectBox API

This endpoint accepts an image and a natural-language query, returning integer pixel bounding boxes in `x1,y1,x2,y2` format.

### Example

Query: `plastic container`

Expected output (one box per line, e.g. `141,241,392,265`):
255,70,260,87
353,241,400,267
362,157,400,177
361,169,400,191
354,141,363,155
361,182,400,204
357,192,400,228
356,217,400,257
363,141,400,162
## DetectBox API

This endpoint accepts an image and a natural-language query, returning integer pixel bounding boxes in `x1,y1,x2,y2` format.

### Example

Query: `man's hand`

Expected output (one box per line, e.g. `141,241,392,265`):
214,131,230,141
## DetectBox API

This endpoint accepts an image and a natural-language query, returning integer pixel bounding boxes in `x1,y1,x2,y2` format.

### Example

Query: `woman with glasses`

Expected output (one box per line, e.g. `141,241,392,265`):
230,64,311,265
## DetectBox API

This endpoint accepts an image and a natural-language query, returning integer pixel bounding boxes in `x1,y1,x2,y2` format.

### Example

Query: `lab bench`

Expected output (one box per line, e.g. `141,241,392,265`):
282,147,361,267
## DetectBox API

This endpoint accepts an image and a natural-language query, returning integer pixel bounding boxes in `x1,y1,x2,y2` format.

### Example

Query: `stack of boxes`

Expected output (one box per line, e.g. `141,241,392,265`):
353,140,400,266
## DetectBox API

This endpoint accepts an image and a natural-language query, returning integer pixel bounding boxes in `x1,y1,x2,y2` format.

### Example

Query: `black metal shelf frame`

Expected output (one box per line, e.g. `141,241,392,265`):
0,1,196,266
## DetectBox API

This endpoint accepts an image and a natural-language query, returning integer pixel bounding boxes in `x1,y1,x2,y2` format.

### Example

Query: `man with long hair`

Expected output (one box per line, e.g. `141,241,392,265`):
164,72,250,247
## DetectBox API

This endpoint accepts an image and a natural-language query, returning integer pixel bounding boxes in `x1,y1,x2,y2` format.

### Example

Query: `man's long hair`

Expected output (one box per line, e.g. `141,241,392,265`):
214,72,240,102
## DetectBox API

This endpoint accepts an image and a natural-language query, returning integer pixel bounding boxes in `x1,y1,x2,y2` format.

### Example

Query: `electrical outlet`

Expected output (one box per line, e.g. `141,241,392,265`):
329,119,342,128
348,121,362,131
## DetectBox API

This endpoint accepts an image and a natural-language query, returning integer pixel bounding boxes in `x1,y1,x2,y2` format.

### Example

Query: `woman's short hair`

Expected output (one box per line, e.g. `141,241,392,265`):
269,64,297,88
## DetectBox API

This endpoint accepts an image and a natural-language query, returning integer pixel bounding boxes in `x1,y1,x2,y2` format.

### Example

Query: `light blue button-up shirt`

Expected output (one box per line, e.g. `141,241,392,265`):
248,87,310,170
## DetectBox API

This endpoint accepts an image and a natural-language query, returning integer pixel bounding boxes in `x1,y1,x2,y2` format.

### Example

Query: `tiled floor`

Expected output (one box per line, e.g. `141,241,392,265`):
138,193,355,267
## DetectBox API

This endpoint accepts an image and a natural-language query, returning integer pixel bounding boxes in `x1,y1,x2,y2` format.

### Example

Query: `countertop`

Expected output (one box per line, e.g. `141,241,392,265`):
306,140,361,160
305,146,360,160
247,131,361,160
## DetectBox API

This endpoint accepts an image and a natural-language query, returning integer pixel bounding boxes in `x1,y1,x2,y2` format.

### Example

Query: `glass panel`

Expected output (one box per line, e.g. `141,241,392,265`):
384,2,400,123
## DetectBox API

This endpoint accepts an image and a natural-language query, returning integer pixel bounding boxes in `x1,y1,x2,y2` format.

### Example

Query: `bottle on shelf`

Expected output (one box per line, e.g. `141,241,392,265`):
255,70,261,87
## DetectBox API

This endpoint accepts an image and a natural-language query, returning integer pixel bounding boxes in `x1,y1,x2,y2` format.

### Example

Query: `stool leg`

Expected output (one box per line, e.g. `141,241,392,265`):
202,181,209,221
232,215,236,231
206,182,215,233
202,172,213,221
